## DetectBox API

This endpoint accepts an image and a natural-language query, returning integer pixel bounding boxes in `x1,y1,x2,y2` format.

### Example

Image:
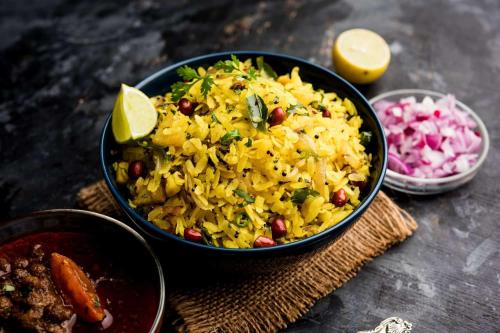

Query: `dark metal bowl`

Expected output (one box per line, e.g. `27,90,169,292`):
99,51,387,269
0,209,165,333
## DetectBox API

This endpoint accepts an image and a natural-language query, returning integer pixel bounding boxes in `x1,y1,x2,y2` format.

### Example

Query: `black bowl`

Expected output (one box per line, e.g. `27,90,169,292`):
99,51,387,269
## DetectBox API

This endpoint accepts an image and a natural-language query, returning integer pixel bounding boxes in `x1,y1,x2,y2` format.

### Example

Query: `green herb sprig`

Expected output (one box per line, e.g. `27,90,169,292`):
214,54,257,80
170,65,214,102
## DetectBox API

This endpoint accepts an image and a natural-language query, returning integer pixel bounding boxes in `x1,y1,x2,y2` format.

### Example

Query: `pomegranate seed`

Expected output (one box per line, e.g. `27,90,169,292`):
332,188,348,207
253,236,277,248
184,228,203,242
322,109,331,118
268,107,286,126
178,98,194,116
433,110,441,117
128,160,146,179
271,217,287,239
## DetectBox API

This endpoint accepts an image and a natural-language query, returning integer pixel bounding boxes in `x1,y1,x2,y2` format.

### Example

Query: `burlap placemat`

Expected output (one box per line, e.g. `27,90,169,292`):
78,181,417,333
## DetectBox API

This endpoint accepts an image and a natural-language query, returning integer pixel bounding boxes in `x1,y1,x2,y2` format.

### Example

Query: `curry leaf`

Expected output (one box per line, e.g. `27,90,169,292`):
256,56,278,79
220,129,241,145
245,138,253,147
291,187,320,204
246,94,268,131
233,189,256,205
201,227,213,246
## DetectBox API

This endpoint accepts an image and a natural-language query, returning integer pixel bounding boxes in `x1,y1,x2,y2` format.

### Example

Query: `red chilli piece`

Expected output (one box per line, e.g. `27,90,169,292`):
268,107,286,126
271,217,287,239
322,109,331,118
254,236,277,248
184,228,203,243
331,188,348,207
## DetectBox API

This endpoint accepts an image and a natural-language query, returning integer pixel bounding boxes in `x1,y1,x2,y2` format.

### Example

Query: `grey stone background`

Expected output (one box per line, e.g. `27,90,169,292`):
0,0,498,332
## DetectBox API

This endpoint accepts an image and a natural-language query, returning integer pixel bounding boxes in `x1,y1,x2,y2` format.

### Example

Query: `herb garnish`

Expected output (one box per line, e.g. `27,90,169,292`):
170,65,214,102
233,189,256,206
246,94,268,131
291,187,320,204
286,104,304,115
214,54,257,80
201,227,213,246
211,112,221,124
256,56,278,79
245,138,253,147
234,212,251,227
360,131,372,146
220,129,242,145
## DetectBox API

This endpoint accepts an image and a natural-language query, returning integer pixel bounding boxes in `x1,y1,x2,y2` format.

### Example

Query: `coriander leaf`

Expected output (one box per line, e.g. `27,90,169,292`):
246,94,268,131
256,56,278,79
247,67,257,80
201,76,214,97
211,112,221,124
230,54,240,67
214,59,236,73
177,65,200,81
233,189,256,205
291,187,320,204
170,81,191,102
220,129,241,145
286,104,304,115
234,212,250,227
360,131,372,146
245,138,253,147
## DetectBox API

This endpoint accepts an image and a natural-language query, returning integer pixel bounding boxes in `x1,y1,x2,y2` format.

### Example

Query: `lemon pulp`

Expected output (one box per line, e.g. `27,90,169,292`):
332,28,391,84
112,84,158,143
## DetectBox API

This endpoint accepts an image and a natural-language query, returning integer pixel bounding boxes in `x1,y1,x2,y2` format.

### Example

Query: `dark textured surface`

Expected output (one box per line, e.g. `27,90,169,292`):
1,0,498,332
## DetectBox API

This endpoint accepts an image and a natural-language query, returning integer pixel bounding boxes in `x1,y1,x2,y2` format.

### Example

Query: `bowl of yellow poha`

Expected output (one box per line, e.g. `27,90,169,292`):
100,51,387,269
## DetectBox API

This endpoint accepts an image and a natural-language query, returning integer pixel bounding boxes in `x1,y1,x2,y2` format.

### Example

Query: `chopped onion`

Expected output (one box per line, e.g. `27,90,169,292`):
375,95,481,178
101,310,114,330
63,314,77,333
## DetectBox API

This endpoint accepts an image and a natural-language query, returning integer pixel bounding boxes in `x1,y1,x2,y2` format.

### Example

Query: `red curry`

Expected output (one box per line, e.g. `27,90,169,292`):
0,231,160,333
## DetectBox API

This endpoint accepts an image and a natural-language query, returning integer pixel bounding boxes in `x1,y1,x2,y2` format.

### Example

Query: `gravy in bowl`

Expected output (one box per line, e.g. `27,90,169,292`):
0,231,160,333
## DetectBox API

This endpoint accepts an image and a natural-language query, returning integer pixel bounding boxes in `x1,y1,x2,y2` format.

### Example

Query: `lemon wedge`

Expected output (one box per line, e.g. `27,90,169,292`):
112,84,158,143
332,29,391,84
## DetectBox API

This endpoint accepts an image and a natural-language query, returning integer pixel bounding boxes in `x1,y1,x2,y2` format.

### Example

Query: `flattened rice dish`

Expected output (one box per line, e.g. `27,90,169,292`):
112,55,372,248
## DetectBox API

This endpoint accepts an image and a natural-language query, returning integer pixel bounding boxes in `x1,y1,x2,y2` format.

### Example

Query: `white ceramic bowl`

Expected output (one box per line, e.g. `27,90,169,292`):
369,89,490,195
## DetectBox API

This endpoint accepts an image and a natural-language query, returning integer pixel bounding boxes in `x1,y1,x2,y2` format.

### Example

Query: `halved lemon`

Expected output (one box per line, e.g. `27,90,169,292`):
332,29,391,84
112,84,158,143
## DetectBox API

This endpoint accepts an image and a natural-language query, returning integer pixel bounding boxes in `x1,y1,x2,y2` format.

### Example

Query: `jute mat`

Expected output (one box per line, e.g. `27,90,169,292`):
78,180,417,333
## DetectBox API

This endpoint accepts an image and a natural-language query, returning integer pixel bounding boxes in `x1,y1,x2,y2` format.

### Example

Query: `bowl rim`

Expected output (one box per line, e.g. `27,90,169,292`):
100,50,388,254
369,88,490,184
0,209,166,333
